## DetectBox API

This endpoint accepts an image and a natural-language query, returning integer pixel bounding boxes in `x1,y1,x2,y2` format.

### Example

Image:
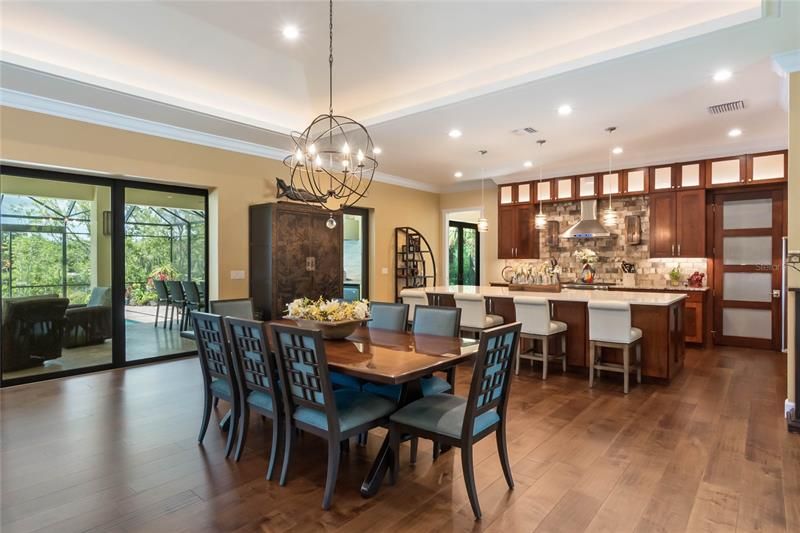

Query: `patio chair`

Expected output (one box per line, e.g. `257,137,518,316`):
165,280,187,331
152,280,171,328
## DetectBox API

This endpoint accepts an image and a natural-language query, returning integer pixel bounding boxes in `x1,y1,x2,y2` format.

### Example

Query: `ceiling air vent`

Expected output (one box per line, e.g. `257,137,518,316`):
511,126,538,136
707,100,745,115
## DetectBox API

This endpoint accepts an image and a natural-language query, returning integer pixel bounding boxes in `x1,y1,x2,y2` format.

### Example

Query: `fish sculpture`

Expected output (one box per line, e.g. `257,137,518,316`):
275,178,329,203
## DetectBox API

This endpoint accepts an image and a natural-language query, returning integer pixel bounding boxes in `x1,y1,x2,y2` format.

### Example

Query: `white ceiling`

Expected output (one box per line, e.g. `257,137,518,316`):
1,1,798,190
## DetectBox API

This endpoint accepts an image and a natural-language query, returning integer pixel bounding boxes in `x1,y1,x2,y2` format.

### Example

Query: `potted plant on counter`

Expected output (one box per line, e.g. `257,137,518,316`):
574,248,598,284
668,267,682,287
285,297,370,339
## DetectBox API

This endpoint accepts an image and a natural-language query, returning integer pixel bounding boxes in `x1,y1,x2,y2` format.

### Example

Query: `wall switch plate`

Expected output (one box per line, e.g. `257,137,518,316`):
381,267,389,275
230,270,246,280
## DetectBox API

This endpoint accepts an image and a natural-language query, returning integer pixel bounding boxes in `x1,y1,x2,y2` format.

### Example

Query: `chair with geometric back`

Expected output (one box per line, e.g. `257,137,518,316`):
270,323,396,510
388,322,521,519
190,311,239,458
209,298,255,320
225,317,282,478
165,280,187,330
152,280,171,328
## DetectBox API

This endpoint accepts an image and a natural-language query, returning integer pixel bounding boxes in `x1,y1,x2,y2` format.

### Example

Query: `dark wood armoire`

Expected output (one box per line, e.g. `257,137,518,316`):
249,202,343,320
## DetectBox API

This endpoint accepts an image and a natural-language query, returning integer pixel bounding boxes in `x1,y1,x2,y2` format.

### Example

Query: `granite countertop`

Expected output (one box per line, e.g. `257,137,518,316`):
489,281,710,292
417,285,686,306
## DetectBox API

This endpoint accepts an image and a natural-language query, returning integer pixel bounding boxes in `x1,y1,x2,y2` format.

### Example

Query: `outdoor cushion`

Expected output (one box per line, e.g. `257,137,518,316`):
390,393,500,439
293,389,395,433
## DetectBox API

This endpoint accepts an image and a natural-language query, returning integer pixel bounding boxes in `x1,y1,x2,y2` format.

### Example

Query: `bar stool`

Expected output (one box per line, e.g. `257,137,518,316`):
453,293,503,337
400,289,428,328
588,301,642,394
512,296,567,379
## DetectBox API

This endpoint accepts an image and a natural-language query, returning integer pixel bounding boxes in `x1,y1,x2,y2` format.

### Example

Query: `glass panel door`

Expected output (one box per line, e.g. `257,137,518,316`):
343,209,368,301
713,189,783,350
1,173,113,381
124,188,206,361
448,221,479,286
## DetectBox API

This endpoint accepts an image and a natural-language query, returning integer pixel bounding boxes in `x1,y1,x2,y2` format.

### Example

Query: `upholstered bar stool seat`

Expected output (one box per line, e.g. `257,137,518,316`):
512,296,568,380
454,293,504,336
588,301,643,394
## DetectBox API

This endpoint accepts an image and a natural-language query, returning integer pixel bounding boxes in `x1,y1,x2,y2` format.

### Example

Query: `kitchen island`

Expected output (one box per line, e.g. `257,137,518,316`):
414,285,686,381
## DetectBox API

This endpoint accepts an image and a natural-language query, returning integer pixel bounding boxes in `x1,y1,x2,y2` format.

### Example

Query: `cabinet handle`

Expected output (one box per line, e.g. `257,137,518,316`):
678,243,681,255
671,244,675,256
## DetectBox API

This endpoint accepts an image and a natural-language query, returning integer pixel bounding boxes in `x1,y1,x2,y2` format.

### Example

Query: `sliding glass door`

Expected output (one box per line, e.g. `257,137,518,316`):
448,220,480,286
0,166,207,386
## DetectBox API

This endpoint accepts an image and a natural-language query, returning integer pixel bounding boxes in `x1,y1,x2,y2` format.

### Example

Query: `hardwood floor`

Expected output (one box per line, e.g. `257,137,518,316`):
1,344,798,532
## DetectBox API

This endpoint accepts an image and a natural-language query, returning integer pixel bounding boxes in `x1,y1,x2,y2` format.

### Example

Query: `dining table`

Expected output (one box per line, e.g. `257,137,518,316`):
270,320,480,497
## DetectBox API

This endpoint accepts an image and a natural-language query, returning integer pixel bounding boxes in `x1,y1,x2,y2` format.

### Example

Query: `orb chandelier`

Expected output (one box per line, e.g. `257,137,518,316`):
603,126,618,226
534,139,548,230
283,0,377,228
477,150,489,233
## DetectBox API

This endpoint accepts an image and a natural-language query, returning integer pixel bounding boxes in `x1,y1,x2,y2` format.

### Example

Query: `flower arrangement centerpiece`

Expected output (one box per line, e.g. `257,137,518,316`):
285,297,370,339
574,248,599,284
512,262,534,284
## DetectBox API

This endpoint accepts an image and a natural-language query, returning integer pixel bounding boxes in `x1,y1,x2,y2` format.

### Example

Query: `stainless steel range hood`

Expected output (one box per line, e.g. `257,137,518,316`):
560,199,612,239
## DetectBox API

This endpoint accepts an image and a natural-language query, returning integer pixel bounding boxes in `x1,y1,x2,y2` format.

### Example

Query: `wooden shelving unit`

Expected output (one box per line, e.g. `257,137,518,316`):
394,227,437,302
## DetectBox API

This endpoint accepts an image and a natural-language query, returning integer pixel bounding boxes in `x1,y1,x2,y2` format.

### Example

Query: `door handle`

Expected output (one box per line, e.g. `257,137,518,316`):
772,289,781,299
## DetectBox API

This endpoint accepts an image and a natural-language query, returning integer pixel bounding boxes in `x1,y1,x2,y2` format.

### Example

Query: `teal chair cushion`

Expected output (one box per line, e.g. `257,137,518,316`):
362,375,451,401
247,390,274,413
330,371,364,391
368,303,408,332
293,389,396,433
389,393,500,439
209,378,231,398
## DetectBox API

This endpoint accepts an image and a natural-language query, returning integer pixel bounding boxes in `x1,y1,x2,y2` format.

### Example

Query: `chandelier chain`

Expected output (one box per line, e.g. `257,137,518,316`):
329,0,334,115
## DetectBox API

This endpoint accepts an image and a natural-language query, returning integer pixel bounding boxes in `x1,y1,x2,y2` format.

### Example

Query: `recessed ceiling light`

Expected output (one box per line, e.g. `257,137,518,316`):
523,161,533,168
454,171,463,178
282,24,300,40
713,69,732,82
448,129,462,138
372,147,382,155
557,104,573,116
728,128,742,137
612,146,623,155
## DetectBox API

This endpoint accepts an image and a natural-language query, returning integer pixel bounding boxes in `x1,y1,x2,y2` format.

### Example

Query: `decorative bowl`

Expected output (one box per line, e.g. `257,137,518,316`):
290,318,365,340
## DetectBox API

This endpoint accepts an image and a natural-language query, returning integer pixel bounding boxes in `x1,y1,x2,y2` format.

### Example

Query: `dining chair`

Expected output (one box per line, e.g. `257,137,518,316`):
165,280,187,330
209,298,255,320
190,311,239,458
182,281,204,316
270,323,396,510
368,302,409,332
588,301,642,394
152,280,171,329
513,296,567,379
225,317,282,478
400,289,427,327
388,322,521,519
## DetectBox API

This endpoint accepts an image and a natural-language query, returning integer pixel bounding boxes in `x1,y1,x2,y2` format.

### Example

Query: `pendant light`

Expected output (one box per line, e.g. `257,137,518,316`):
477,150,489,233
283,0,377,229
534,139,548,229
603,126,618,226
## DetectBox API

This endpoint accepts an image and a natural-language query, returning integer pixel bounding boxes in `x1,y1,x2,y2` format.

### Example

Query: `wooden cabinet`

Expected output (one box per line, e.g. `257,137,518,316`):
534,179,553,203
499,182,532,205
748,151,787,184
554,177,574,201
706,156,746,187
249,202,343,320
683,292,704,344
649,189,705,258
498,205,538,259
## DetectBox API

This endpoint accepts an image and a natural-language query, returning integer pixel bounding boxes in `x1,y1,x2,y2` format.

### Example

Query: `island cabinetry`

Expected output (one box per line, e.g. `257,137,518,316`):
649,189,705,258
498,205,538,259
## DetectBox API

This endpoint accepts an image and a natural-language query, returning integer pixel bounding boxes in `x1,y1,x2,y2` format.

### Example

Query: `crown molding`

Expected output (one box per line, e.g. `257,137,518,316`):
772,49,800,76
0,88,440,194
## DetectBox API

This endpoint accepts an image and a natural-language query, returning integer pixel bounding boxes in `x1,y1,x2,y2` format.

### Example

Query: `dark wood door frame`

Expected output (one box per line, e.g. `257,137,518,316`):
448,220,480,286
711,187,785,351
343,207,369,300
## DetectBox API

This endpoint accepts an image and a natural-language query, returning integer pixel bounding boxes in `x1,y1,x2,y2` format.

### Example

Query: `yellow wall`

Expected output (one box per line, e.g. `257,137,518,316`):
0,107,441,302
788,71,799,404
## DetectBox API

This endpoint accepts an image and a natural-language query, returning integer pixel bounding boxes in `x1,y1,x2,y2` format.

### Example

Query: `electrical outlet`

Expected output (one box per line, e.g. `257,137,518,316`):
230,270,246,280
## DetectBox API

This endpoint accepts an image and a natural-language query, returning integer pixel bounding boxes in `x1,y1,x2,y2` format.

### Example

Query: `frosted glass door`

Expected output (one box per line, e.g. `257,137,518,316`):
714,190,781,350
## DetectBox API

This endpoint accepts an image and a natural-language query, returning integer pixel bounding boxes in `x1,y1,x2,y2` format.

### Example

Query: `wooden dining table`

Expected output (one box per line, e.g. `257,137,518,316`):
270,320,480,497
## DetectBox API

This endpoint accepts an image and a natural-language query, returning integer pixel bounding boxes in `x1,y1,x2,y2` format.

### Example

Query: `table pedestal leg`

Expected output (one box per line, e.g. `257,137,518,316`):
360,437,391,497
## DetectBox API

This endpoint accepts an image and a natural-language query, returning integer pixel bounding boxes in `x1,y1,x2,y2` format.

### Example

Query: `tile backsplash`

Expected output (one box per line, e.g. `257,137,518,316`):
503,196,708,287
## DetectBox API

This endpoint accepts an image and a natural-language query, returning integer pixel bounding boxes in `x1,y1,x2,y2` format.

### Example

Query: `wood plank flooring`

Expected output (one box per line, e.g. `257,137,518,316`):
1,344,798,532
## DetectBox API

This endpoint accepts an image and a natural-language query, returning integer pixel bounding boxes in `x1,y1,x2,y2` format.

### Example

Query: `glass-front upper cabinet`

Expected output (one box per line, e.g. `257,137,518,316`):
576,175,597,199
555,177,574,201
623,168,648,194
677,162,704,189
498,182,532,205
707,156,745,187
650,165,674,191
535,179,553,203
600,172,620,195
748,151,786,183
